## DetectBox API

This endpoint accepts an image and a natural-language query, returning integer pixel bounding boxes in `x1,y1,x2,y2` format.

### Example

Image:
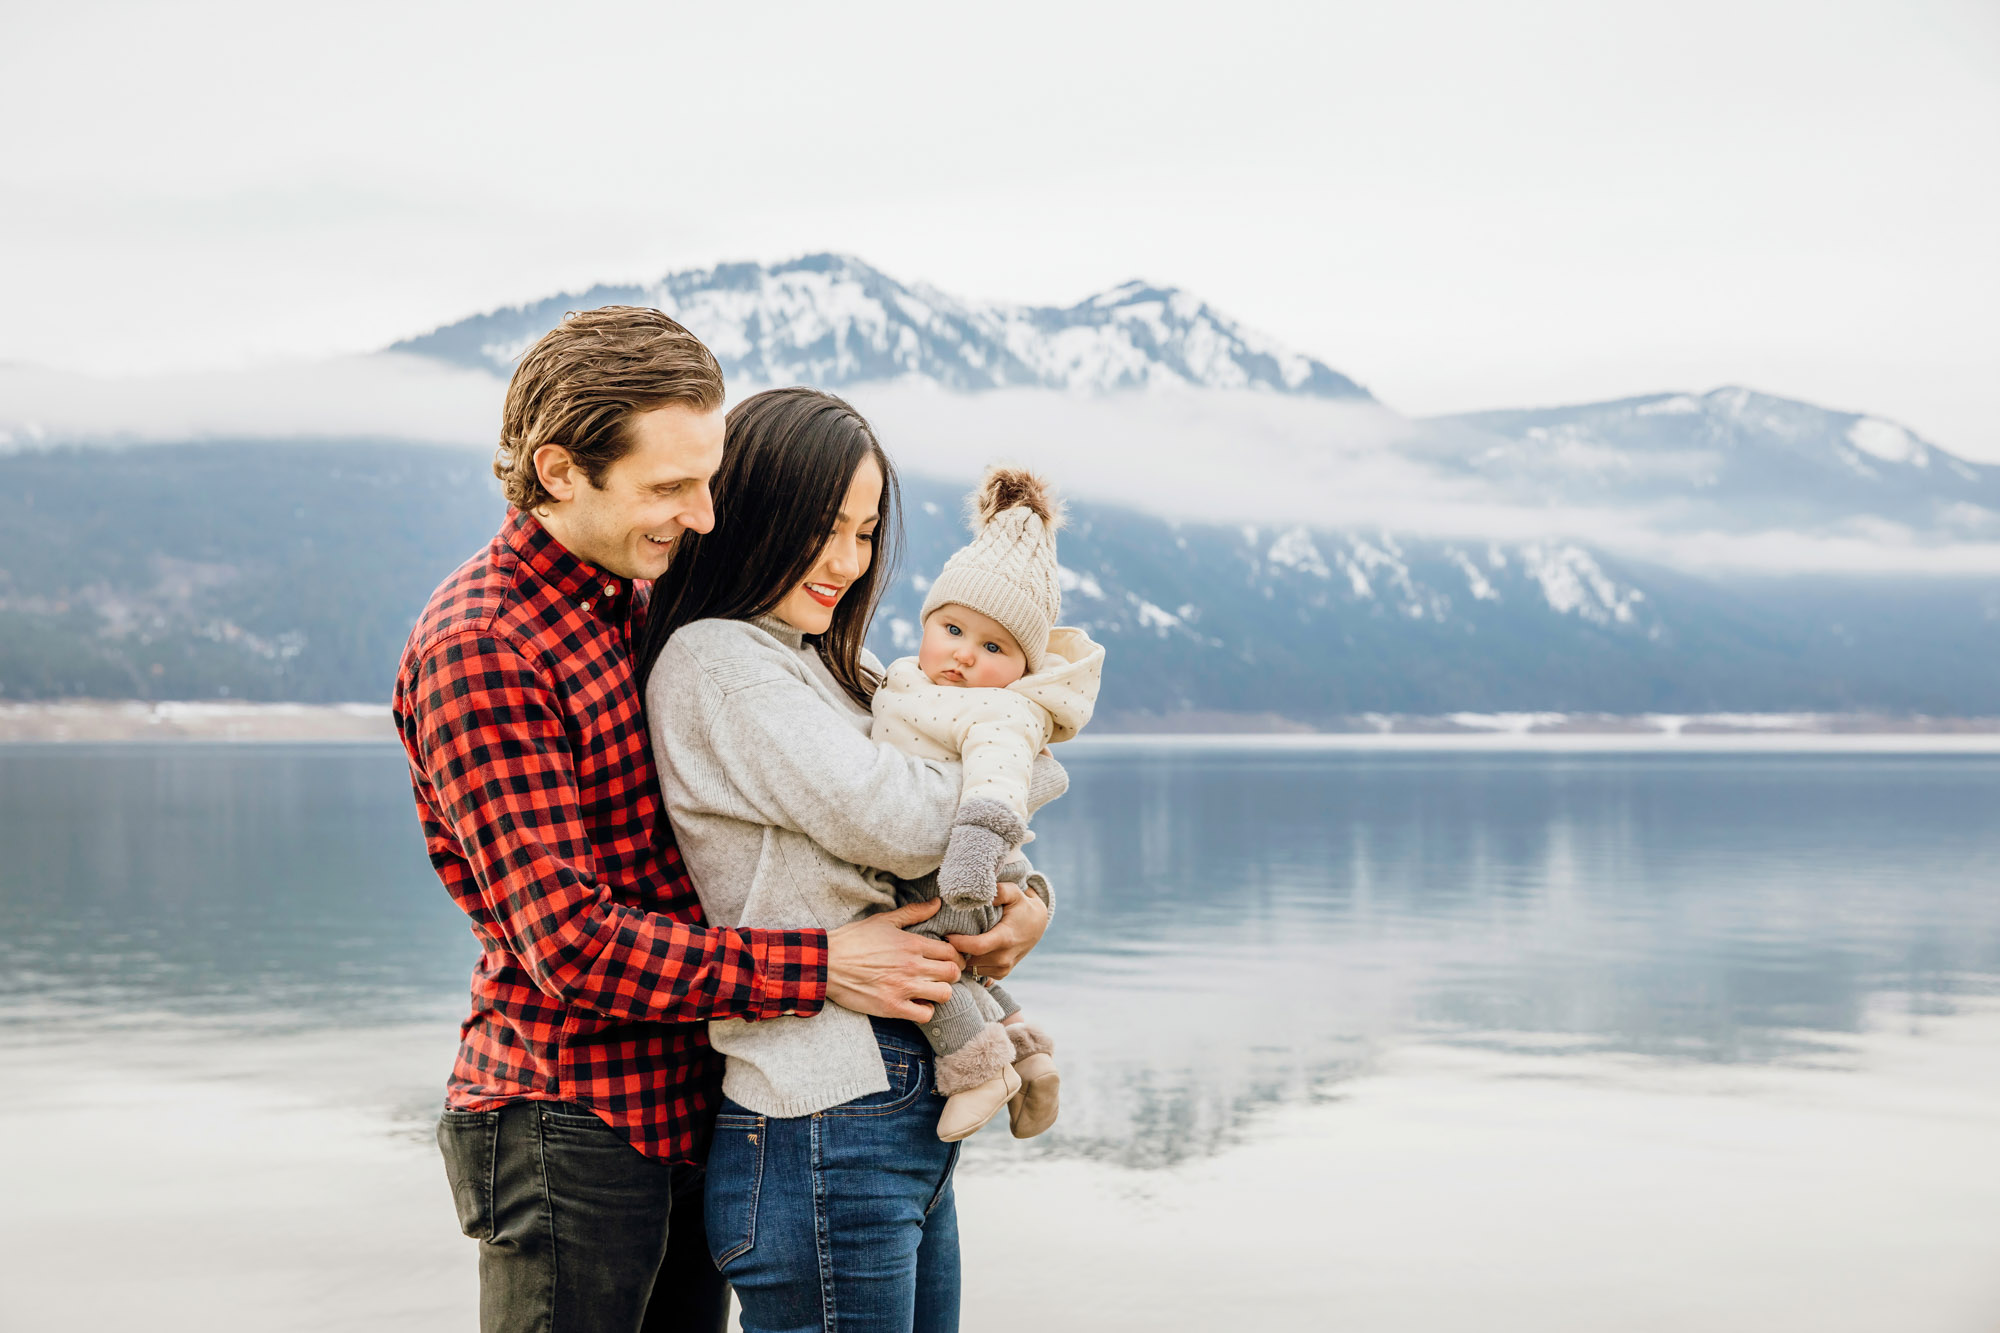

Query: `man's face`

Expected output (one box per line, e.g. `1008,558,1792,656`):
532,403,725,580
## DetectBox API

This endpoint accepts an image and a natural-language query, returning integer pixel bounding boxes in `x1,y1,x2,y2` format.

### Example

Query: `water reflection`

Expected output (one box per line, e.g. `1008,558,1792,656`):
0,745,473,1027
2,745,1995,1169
1012,747,2000,1164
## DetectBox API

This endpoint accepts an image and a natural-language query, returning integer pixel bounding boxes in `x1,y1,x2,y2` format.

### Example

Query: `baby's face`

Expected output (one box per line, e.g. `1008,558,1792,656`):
918,604,1028,688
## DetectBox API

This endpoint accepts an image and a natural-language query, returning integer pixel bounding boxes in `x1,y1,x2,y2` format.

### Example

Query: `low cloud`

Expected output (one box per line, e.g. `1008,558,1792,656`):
0,354,501,448
7,358,1999,576
844,383,2000,575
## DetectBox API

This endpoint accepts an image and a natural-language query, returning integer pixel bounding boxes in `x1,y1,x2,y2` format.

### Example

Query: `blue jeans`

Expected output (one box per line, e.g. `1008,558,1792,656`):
704,1018,963,1333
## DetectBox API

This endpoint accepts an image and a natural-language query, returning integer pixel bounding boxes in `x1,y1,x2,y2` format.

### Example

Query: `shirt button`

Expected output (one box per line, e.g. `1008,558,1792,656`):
580,600,593,611
604,582,617,597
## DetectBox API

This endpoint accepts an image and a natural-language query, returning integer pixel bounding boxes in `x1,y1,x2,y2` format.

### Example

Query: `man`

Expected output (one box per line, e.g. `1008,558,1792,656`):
393,307,1050,1332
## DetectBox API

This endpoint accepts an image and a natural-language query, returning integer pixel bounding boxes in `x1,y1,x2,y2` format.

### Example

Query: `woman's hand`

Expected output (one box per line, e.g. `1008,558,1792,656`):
826,899,963,1022
945,880,1049,981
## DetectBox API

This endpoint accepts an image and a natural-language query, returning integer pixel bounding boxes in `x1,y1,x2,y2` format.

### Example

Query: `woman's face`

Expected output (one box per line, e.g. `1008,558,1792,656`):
770,454,883,636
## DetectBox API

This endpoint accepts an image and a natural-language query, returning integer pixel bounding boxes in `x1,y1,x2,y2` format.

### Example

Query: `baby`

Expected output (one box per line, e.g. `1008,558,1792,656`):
871,466,1104,1142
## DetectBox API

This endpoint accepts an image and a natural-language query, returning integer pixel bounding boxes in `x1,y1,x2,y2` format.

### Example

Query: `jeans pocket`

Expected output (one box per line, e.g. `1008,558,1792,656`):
822,1052,922,1116
705,1112,765,1268
537,1102,614,1130
435,1108,499,1242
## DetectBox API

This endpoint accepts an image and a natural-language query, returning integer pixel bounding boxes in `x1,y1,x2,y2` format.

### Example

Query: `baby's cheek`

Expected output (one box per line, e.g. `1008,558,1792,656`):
917,649,957,686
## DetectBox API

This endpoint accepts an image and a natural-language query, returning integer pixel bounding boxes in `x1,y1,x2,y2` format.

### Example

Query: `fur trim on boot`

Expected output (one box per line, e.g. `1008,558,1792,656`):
932,1022,1017,1096
1005,1022,1055,1060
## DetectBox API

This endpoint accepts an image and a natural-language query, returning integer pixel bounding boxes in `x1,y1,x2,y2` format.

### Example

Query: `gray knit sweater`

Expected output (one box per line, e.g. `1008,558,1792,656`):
646,616,1067,1118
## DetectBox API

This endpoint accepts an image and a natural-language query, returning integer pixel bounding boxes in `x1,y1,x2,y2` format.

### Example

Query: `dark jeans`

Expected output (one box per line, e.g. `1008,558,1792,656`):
437,1099,730,1333
705,1018,962,1333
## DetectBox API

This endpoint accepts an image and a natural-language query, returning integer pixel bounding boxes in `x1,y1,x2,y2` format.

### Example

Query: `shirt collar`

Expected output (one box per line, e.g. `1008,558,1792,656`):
503,510,629,613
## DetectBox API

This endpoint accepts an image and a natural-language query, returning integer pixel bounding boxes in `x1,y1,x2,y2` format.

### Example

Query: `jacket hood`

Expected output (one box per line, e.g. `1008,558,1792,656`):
1009,627,1104,743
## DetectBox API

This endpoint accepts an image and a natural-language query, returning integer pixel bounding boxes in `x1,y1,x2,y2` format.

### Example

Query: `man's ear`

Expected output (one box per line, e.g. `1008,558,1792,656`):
533,444,579,504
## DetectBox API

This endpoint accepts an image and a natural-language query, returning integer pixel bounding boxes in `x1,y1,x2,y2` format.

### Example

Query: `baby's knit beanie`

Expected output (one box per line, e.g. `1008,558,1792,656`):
920,466,1064,673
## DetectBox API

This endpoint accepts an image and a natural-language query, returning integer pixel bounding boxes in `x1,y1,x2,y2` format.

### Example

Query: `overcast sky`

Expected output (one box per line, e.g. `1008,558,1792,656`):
4,0,1997,457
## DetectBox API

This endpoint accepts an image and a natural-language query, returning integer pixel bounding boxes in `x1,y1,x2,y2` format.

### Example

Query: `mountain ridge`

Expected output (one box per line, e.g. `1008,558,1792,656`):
1436,385,1981,480
1417,384,1995,539
390,252,1372,399
380,253,1993,546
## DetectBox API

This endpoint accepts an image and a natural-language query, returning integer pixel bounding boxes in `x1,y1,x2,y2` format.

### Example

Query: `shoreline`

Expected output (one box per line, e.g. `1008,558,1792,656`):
5,701,2000,750
0,701,399,744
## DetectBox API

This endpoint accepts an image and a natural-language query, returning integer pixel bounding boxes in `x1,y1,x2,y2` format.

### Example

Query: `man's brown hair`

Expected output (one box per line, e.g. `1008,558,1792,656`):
494,306,725,512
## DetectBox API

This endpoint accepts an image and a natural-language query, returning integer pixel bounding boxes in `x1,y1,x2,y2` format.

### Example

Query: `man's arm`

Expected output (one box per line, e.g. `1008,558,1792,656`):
411,630,826,1024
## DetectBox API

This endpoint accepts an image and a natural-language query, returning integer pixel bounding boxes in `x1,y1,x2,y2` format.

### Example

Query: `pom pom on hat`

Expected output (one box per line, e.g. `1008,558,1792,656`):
969,467,1065,534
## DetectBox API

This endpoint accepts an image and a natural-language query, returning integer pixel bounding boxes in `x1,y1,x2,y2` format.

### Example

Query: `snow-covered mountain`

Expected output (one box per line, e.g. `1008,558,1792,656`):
1427,387,1997,537
8,250,1997,715
13,252,1991,561
391,253,1371,398
7,443,1998,715
386,256,1991,546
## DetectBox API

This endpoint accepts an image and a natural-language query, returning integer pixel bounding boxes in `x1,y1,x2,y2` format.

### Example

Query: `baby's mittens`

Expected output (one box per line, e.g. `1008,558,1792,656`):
938,798,1028,906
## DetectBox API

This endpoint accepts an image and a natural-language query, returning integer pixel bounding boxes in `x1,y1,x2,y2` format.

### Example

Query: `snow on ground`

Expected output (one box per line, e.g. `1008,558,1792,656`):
1266,527,1331,579
1520,543,1645,625
1446,548,1500,601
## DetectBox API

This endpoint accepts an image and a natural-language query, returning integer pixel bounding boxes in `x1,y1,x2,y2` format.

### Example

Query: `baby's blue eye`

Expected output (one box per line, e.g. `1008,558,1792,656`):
946,624,961,636
984,643,1001,654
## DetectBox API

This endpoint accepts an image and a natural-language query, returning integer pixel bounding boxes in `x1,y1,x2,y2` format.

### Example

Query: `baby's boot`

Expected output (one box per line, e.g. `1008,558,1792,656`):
1005,1023,1060,1139
934,1023,1021,1142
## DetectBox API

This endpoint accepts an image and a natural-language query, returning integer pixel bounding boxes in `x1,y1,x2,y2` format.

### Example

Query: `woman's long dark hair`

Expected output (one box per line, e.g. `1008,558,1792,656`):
636,386,901,708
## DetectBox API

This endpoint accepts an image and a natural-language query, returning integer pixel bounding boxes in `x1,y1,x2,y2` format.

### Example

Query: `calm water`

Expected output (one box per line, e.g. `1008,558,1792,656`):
2,743,1998,1329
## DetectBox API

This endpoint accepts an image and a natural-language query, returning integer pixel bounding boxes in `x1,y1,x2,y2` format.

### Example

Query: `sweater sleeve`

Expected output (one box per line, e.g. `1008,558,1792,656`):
1026,749,1068,813
660,633,965,879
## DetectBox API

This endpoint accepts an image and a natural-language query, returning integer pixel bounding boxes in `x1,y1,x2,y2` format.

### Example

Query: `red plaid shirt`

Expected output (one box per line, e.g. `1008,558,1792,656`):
394,510,828,1161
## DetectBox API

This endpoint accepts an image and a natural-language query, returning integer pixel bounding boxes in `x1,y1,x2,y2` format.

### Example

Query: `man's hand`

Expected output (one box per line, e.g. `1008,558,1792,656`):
945,880,1049,981
826,899,962,1021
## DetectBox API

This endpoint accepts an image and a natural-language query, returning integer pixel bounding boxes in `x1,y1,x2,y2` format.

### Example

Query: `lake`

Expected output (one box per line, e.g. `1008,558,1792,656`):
2,742,1997,1331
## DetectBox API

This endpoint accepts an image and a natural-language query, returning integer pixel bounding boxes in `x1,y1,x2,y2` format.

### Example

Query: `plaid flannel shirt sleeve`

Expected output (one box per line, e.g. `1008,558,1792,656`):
411,630,827,1023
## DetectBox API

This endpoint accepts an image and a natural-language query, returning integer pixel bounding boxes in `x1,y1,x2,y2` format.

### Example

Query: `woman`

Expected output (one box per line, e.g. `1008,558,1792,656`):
638,387,1065,1332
